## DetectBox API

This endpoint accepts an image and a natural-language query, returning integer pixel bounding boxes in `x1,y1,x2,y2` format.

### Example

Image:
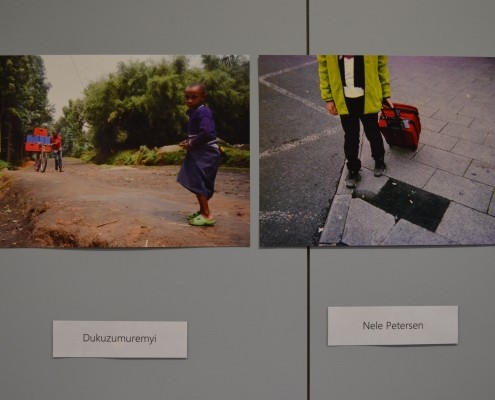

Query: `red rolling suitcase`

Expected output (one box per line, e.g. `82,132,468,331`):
379,103,421,150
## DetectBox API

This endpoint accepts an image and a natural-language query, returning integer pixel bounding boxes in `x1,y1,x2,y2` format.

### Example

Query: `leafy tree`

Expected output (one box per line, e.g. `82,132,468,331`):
83,78,120,160
172,56,189,75
0,56,53,164
199,55,249,144
144,72,187,145
201,55,222,71
52,98,88,157
62,55,249,161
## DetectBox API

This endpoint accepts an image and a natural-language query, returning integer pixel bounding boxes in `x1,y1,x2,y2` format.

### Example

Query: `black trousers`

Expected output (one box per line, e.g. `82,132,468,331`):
340,96,385,172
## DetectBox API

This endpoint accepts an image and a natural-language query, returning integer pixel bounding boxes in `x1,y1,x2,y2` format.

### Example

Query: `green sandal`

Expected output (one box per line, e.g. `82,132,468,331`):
187,211,201,220
189,214,216,226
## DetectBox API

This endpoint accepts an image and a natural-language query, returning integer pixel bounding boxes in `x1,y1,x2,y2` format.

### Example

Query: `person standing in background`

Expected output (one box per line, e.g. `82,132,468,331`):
50,131,63,172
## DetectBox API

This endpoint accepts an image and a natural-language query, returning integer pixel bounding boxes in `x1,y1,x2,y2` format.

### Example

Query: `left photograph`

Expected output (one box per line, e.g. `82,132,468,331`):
0,55,250,248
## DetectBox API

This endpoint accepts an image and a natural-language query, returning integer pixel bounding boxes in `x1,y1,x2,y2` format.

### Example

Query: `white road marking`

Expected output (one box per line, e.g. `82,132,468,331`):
259,60,341,159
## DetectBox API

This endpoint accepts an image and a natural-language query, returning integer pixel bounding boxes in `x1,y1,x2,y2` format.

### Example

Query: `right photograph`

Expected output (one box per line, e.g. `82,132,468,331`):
259,55,495,247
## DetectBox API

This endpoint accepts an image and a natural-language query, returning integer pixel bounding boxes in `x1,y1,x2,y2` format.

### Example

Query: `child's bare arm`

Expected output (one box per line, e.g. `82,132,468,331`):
179,139,191,149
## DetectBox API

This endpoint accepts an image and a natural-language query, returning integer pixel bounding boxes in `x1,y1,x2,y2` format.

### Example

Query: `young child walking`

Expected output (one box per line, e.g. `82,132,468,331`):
317,55,393,188
177,83,221,226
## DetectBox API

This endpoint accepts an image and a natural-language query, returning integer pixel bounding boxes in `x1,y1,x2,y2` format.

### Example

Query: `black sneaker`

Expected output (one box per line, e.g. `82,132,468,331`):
345,170,361,188
374,159,386,177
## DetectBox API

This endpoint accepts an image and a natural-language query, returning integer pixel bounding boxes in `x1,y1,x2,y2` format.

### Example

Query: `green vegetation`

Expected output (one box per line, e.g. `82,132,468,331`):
0,159,13,170
0,56,53,165
97,144,249,168
1,55,249,168
108,146,168,166
220,146,250,168
55,55,249,162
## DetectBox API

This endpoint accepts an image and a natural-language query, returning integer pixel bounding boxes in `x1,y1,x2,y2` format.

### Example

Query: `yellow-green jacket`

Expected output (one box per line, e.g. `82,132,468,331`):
317,55,391,115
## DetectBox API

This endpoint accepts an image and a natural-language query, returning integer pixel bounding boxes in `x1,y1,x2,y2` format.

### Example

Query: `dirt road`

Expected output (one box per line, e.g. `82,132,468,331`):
0,158,250,248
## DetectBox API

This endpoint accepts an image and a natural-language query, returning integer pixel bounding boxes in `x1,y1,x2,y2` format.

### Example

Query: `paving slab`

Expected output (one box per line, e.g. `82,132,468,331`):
435,202,495,245
389,144,424,160
381,219,457,246
361,140,418,172
352,170,389,195
421,116,448,133
335,166,387,196
439,123,488,144
412,145,471,176
470,79,495,94
472,92,493,103
484,134,495,149
424,95,456,110
446,95,473,113
489,192,495,217
431,109,473,127
358,178,450,232
482,103,495,118
470,118,495,132
459,103,492,120
341,199,396,246
416,105,439,118
424,169,493,212
440,86,465,98
464,159,495,187
394,94,430,108
379,151,436,189
452,139,495,166
319,194,351,245
419,129,458,151
473,81,495,96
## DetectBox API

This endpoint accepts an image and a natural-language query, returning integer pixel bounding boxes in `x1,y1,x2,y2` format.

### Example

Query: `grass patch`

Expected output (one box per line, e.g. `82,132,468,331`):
0,159,14,171
108,146,183,166
80,149,97,163
100,144,250,169
221,146,250,168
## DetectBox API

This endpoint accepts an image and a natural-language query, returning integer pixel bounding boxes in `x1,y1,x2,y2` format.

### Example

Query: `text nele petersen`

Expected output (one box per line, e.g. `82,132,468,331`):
363,321,424,330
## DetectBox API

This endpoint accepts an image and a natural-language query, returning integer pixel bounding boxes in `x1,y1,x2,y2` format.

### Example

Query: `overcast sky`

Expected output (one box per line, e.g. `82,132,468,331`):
41,55,202,120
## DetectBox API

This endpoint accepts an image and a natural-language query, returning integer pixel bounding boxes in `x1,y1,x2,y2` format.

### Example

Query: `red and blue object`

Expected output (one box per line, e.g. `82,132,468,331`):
25,135,52,152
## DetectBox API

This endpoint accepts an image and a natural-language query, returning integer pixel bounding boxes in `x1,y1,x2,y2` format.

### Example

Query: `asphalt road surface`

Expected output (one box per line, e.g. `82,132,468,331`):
259,55,345,247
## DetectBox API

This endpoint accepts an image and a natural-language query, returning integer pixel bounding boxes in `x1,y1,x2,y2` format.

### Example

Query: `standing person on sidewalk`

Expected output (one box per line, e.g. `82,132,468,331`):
177,82,221,226
50,131,63,172
317,55,393,188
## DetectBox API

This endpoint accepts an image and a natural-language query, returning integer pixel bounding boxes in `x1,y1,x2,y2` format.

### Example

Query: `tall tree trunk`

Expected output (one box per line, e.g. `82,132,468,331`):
0,105,4,160
6,123,12,163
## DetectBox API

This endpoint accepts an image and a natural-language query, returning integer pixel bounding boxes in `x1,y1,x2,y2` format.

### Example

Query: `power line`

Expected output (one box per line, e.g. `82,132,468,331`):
70,55,85,90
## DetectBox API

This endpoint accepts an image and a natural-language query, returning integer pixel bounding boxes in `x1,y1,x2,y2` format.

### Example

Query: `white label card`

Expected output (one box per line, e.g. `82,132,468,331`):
53,321,187,358
328,306,458,346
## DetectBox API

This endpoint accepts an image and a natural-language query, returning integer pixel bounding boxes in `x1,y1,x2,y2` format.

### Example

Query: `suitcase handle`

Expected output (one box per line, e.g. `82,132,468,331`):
381,106,405,131
381,104,402,118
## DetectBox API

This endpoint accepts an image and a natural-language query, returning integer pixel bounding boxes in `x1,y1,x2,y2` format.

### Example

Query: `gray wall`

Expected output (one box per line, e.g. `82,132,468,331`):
311,247,495,400
309,1,495,398
1,0,495,399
